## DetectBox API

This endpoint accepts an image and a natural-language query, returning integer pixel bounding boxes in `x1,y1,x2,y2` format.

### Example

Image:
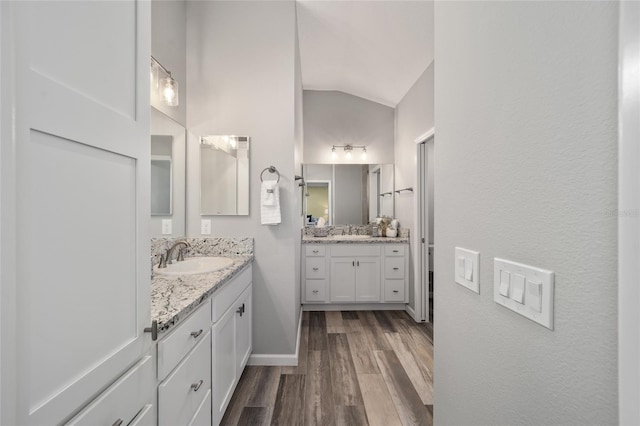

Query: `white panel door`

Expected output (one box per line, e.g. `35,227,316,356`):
0,1,150,424
355,257,381,302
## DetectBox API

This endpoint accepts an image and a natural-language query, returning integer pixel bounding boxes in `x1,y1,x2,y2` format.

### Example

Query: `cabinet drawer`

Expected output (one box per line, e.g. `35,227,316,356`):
384,245,405,256
66,356,154,426
305,257,326,278
158,299,211,380
305,280,326,302
129,404,154,426
188,389,212,426
305,245,326,257
159,332,212,426
331,244,381,257
385,258,405,279
385,280,405,302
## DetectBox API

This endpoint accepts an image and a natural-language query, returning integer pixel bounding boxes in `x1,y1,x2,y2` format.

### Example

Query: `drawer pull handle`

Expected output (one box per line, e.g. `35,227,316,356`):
313,267,319,271
190,329,203,338
393,290,399,293
313,290,319,294
191,380,204,392
112,420,123,426
313,250,319,253
393,250,399,253
237,303,245,317
144,320,158,341
393,267,399,270
352,260,355,267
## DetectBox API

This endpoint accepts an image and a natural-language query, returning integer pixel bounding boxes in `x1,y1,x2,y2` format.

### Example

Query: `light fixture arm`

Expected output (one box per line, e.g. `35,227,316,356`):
151,56,172,77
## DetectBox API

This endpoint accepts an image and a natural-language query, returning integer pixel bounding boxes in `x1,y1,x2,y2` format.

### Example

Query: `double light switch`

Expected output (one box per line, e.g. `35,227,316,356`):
494,258,554,330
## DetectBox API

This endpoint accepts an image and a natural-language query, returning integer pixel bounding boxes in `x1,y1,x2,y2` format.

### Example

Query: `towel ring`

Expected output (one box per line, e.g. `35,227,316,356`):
260,166,280,183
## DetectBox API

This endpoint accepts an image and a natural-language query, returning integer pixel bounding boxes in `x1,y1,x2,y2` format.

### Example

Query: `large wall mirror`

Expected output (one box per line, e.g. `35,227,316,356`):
200,135,250,216
150,107,186,236
303,163,394,225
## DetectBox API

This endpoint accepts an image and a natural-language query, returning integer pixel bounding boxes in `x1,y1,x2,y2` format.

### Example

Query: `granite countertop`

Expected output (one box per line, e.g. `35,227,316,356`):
151,255,253,335
302,235,409,244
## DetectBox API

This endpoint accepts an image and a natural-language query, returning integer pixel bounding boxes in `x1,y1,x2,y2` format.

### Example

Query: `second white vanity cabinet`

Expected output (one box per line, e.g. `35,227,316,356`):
303,243,408,305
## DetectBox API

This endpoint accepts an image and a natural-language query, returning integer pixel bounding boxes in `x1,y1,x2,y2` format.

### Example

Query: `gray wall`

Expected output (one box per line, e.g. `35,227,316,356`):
395,64,434,312
303,90,394,164
434,2,618,425
186,0,301,356
151,0,186,126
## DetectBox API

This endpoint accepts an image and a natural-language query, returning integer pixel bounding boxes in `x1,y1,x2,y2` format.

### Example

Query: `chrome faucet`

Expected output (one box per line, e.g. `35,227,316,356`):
158,239,191,268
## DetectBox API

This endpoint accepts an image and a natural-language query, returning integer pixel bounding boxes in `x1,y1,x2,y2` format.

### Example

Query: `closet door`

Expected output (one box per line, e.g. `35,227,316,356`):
0,2,150,424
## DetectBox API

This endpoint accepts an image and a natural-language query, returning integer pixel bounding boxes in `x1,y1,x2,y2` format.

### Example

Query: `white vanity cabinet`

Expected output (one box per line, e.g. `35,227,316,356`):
303,243,408,305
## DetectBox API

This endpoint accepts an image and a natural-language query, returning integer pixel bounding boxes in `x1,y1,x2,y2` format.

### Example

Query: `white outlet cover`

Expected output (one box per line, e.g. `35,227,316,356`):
161,219,172,235
493,258,554,330
201,219,211,235
455,247,480,294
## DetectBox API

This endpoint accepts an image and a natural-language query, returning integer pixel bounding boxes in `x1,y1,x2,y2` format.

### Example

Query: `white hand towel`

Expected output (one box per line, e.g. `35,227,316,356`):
316,217,326,227
261,180,281,225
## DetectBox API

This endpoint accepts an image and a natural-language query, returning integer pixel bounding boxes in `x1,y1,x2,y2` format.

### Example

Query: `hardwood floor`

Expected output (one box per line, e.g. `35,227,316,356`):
221,310,434,426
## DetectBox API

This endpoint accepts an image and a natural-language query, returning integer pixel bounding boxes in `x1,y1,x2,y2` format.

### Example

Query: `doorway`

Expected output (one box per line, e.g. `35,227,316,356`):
417,132,434,323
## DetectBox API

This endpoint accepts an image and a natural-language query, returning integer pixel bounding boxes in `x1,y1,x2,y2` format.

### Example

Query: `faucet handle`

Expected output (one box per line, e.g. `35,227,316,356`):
177,248,185,262
158,254,167,269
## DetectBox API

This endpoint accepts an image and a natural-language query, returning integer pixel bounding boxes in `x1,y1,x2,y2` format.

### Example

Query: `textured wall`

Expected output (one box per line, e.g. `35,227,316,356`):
394,64,434,312
434,2,618,424
186,0,300,356
303,90,395,164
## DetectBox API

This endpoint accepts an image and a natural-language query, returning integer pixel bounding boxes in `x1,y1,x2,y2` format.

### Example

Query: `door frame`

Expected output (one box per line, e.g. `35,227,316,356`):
412,128,434,323
618,2,640,423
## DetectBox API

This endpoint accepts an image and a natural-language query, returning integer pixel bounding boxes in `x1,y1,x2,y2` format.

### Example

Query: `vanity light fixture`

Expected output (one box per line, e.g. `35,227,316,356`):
151,56,179,107
330,144,367,161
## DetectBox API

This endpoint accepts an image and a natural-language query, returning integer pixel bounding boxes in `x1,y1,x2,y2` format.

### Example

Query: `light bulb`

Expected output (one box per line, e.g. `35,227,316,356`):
346,150,352,160
362,148,367,160
331,147,337,160
161,75,179,107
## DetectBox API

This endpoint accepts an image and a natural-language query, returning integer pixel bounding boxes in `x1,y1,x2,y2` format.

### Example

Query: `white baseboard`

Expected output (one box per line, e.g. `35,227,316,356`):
302,303,406,311
247,308,302,367
406,304,418,321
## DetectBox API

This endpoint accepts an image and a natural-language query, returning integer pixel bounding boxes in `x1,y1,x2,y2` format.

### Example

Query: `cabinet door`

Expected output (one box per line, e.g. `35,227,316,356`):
330,258,356,302
1,2,151,424
235,285,252,378
212,304,237,425
356,257,381,302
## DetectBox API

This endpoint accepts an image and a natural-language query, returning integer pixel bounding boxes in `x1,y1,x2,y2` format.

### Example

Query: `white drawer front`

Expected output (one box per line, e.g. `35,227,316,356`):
188,389,212,426
158,299,211,380
66,356,154,426
384,245,406,257
159,332,212,426
305,280,326,302
306,257,326,278
331,244,381,257
385,258,405,279
305,245,326,257
385,280,405,302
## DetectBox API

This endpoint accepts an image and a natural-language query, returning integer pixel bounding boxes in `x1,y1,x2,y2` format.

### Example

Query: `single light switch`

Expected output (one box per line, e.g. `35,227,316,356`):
161,219,172,235
201,219,212,235
511,274,525,304
457,257,466,279
527,280,542,312
464,258,473,280
499,270,510,297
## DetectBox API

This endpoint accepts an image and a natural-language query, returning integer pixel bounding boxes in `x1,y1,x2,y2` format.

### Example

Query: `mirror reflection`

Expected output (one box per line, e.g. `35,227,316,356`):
150,107,186,237
200,135,250,216
303,163,394,225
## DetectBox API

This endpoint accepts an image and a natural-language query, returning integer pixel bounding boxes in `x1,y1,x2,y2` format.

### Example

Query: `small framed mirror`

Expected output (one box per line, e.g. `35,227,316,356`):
200,135,250,216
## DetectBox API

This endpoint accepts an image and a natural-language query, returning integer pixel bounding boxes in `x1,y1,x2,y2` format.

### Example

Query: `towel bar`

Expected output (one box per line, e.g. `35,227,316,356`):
260,166,280,183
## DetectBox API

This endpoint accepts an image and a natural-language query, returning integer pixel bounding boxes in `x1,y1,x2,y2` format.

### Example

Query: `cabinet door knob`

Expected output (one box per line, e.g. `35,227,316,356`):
313,267,319,271
112,420,123,426
191,379,204,392
312,290,319,294
144,320,158,341
190,329,203,338
237,303,245,316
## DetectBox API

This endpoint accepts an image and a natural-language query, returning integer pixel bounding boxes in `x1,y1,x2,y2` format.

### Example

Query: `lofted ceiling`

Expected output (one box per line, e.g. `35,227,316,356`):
295,0,434,108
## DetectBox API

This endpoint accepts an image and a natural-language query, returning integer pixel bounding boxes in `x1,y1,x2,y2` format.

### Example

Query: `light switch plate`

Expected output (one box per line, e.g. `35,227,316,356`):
494,258,554,330
161,219,172,235
455,247,480,294
201,219,211,235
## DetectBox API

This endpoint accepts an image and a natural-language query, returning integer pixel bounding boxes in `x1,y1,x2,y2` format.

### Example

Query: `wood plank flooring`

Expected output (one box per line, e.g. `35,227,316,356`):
221,310,434,426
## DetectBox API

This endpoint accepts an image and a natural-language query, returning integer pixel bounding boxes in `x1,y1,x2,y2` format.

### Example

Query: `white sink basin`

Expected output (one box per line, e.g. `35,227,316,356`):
154,256,234,276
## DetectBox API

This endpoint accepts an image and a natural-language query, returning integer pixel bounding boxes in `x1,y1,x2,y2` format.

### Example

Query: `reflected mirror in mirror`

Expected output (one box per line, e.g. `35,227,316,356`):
303,163,394,226
150,107,186,237
200,135,250,216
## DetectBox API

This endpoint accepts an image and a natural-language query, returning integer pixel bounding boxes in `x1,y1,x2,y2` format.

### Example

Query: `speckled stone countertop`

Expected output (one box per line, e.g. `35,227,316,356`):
302,235,409,244
151,255,253,335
